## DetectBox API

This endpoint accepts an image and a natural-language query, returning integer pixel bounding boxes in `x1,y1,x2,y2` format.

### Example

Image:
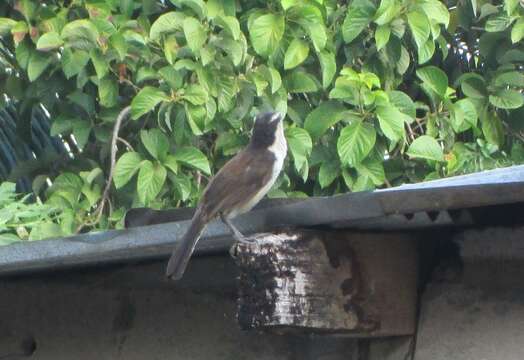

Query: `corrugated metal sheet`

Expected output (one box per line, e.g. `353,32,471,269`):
0,165,523,276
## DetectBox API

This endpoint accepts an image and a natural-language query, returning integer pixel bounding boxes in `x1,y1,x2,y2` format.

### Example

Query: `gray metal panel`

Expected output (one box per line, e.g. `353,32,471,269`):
1,166,524,276
379,165,524,190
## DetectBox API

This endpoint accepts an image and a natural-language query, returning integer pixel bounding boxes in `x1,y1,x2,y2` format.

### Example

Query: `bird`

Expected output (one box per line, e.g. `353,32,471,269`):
166,111,287,280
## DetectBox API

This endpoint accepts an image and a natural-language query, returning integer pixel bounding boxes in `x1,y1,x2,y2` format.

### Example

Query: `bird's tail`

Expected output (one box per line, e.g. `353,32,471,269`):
165,212,207,280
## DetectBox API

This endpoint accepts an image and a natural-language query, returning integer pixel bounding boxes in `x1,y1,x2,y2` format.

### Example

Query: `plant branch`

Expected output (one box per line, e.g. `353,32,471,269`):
75,106,131,233
117,137,134,151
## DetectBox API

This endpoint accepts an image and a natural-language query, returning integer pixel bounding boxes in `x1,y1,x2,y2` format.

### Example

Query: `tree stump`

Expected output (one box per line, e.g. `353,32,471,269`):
231,229,417,336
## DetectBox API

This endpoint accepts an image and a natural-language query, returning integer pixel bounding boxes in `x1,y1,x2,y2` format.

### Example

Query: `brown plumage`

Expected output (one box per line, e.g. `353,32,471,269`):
166,111,287,280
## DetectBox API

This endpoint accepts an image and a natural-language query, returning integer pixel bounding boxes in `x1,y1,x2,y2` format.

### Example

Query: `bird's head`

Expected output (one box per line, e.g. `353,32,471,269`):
250,111,284,149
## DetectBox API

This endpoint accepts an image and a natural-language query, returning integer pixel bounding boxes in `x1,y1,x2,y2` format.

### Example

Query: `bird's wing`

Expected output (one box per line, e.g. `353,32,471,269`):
199,148,275,219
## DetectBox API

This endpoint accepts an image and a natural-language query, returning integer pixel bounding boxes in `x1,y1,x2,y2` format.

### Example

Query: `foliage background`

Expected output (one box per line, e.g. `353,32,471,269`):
0,0,523,243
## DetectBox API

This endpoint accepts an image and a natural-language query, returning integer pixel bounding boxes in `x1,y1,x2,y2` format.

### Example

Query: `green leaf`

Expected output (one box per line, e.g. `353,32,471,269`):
61,19,99,50
0,234,20,246
499,49,524,64
140,128,170,161
163,154,179,174
511,18,524,44
29,223,63,241
36,31,63,51
214,37,242,66
420,0,450,26
136,67,158,84
11,21,28,45
305,22,327,52
286,127,313,181
375,24,390,51
329,76,360,101
131,87,169,120
388,91,416,120
481,110,504,147
407,11,430,48
216,74,238,112
416,66,448,97
68,91,95,116
355,157,385,186
61,49,89,79
72,119,91,150
342,0,376,43
452,98,477,132
397,45,410,74
265,66,282,94
489,89,524,109
90,48,108,79
406,135,443,161
213,0,236,16
50,115,75,136
137,161,167,204
319,161,340,189
337,120,376,166
285,127,313,160
493,71,524,87
163,35,179,64
285,71,319,93
149,12,185,41
341,168,354,189
215,15,240,40
183,17,207,54
15,40,31,69
182,84,208,105
98,77,118,108
318,50,336,89
304,101,346,141
374,0,399,25
0,18,17,36
171,0,207,19
248,13,285,57
160,66,184,90
184,103,205,135
28,51,53,81
417,39,435,64
110,33,127,61
174,146,211,175
284,38,309,70
215,131,244,155
485,13,512,32
458,73,487,99
376,105,406,142
505,0,519,15
171,173,192,201
91,18,116,36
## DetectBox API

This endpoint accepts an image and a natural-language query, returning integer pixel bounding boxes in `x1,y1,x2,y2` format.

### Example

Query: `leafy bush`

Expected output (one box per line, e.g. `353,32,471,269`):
0,182,61,244
0,0,523,240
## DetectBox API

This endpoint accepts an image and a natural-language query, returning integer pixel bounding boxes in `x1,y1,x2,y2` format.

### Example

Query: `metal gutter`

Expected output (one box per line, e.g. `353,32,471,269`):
0,165,523,276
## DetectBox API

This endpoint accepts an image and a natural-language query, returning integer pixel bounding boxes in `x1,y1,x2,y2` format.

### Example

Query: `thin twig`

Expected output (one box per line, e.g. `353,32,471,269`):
117,137,134,151
75,106,131,233
98,106,132,218
406,122,416,142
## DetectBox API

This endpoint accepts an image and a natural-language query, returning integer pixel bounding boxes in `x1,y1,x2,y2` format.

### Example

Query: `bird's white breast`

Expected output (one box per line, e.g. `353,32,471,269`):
231,121,287,217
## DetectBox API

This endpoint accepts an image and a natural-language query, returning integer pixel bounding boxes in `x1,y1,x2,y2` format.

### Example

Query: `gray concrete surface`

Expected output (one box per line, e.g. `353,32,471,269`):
415,226,524,360
0,256,359,360
3,225,524,360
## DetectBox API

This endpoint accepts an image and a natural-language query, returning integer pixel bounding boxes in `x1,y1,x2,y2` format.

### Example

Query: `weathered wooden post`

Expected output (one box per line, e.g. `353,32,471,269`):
231,229,418,336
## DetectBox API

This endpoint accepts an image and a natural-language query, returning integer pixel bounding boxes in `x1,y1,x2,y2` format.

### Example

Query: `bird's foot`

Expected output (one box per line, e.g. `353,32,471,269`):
220,213,254,244
234,234,256,244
